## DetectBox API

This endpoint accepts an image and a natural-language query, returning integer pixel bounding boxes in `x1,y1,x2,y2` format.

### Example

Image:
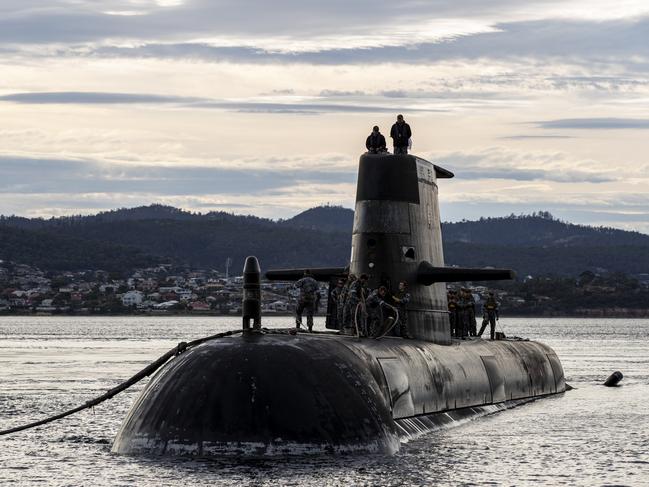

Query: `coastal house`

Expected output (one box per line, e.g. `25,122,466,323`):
121,290,145,307
189,301,210,311
138,278,158,292
147,292,161,301
36,299,57,312
176,289,195,301
10,297,28,308
159,286,182,294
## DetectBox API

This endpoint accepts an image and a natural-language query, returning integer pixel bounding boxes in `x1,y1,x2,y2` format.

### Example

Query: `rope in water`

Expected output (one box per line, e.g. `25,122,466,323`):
0,328,244,436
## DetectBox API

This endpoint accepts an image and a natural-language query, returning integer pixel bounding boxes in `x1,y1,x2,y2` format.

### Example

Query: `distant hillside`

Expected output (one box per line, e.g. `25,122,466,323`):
282,205,354,233
0,206,351,273
51,218,349,271
442,212,649,247
0,204,273,229
0,225,161,272
2,206,649,277
443,242,649,278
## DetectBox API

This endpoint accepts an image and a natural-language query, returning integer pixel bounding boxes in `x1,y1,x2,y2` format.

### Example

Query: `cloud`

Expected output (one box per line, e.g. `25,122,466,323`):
0,155,356,196
318,90,366,97
0,92,200,104
0,1,502,47
0,91,447,114
191,100,443,114
0,0,647,69
546,75,649,91
500,135,576,140
23,16,643,70
537,118,649,129
433,147,619,183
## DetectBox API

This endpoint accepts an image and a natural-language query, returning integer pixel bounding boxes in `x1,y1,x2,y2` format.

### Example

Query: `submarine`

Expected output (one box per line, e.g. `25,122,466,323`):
112,153,566,456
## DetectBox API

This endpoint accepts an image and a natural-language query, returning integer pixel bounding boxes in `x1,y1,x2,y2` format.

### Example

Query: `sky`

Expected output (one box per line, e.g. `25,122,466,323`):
1,1,649,232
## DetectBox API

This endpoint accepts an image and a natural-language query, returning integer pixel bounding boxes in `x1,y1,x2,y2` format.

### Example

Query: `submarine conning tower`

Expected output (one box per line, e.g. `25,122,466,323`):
352,153,453,343
266,153,514,342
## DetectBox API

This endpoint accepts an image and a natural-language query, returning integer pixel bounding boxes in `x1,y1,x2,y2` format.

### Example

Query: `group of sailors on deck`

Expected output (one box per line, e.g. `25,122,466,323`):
295,270,501,340
330,275,411,339
294,270,411,338
448,288,500,340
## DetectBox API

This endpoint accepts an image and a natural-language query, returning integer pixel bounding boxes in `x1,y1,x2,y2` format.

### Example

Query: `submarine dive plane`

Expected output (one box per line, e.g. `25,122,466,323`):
112,153,566,456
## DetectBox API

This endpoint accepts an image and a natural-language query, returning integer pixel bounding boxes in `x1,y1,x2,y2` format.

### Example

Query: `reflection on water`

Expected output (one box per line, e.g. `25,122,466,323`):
0,316,648,486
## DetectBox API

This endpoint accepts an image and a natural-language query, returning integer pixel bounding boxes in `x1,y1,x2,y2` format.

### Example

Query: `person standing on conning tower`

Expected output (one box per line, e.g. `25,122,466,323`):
366,125,387,153
294,269,319,332
390,114,412,155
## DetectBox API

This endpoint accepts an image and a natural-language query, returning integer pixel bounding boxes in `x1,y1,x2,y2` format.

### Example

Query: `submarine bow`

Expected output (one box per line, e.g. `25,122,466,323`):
112,334,400,456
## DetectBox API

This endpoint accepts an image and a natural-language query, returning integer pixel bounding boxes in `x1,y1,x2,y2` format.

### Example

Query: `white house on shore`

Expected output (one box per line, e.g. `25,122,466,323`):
121,290,144,307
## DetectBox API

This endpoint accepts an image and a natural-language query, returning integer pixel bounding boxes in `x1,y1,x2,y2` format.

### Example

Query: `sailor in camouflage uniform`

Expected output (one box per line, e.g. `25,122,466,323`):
391,280,411,338
329,278,345,329
447,290,458,337
344,274,369,335
467,289,477,337
366,285,388,337
457,289,470,339
478,291,499,340
294,269,319,332
339,274,356,333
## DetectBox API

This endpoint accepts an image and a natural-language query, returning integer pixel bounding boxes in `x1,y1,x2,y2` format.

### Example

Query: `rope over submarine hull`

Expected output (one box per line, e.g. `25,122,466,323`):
111,331,565,456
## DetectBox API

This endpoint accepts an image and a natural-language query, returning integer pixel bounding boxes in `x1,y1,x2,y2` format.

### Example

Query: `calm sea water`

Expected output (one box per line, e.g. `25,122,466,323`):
0,316,647,486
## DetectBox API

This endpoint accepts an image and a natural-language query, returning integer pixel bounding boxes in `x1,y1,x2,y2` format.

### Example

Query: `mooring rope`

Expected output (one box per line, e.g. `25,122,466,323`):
0,328,243,437
354,303,362,338
374,301,400,339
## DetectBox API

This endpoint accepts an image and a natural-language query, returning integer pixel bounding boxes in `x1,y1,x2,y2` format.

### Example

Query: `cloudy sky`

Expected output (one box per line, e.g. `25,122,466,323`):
2,1,649,232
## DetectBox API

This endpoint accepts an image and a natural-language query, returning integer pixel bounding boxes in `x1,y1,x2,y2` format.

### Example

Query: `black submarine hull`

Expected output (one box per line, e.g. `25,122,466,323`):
113,152,567,456
112,333,565,456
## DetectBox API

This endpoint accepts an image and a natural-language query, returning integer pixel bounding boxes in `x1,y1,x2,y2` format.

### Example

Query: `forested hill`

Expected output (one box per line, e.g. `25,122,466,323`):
441,213,649,275
1,206,649,277
0,210,348,273
0,224,160,272
0,204,274,229
442,212,649,247
280,205,354,233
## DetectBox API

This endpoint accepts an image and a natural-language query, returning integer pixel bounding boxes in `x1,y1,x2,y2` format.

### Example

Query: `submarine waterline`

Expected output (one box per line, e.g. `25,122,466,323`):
111,153,566,456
